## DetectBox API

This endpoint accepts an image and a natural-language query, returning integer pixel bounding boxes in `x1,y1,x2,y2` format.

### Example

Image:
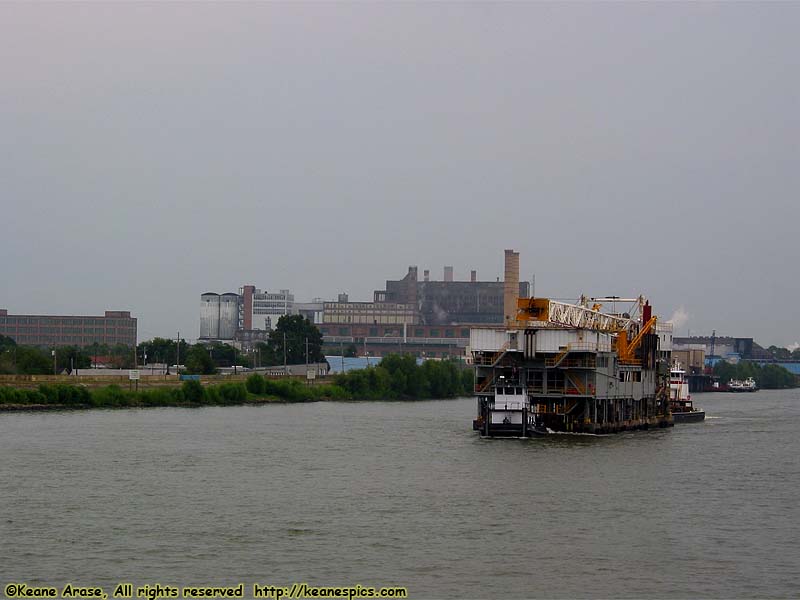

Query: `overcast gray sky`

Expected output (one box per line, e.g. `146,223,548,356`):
1,2,798,346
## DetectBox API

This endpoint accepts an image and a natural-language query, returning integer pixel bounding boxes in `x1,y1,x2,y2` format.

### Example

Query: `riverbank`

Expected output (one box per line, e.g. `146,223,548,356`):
0,357,473,411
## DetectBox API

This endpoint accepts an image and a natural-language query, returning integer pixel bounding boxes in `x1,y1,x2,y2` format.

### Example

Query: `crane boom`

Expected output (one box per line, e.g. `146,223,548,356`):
616,316,658,363
517,298,635,332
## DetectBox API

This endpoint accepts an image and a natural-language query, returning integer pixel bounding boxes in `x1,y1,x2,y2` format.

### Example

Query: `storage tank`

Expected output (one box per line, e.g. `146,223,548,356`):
200,293,220,339
219,293,240,340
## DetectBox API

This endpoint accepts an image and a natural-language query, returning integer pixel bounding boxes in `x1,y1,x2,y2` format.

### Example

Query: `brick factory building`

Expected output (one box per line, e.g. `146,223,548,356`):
321,250,528,358
0,309,137,348
378,262,530,325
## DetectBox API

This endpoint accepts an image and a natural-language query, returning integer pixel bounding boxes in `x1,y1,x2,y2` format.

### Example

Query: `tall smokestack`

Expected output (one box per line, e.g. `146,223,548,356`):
242,285,255,330
470,270,477,283
504,249,520,327
423,269,430,282
444,266,453,282
406,266,418,307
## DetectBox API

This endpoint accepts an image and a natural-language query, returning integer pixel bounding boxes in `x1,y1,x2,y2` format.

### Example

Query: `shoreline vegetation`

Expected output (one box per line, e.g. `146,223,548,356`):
0,355,474,411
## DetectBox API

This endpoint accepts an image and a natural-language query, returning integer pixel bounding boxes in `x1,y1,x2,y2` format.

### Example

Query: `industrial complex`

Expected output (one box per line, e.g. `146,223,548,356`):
197,252,531,358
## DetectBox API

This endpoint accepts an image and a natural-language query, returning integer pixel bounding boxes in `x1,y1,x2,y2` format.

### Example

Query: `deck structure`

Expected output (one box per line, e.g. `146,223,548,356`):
472,296,673,436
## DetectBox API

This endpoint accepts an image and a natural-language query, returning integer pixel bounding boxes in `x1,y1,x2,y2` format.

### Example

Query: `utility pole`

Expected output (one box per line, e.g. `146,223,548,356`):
340,340,344,373
176,331,180,378
305,337,310,386
52,348,56,375
283,332,287,376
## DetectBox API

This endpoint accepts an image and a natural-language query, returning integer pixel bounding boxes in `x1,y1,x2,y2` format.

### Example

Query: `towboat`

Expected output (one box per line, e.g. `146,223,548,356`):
669,362,705,423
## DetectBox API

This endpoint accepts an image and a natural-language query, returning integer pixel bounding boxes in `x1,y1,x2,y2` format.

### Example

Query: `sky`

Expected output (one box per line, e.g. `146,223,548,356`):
1,2,798,347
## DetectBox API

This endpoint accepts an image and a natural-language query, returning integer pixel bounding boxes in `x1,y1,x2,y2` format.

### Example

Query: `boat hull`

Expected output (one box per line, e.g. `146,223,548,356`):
672,410,705,423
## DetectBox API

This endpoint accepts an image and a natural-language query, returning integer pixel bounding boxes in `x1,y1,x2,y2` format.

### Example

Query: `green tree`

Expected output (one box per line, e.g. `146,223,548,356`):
268,316,325,365
108,344,135,369
0,335,17,351
713,360,796,389
15,346,52,374
137,337,188,367
201,342,251,368
182,379,205,403
326,343,357,357
185,345,216,375
245,373,265,394
0,337,18,374
768,345,792,360
254,341,278,367
56,346,92,373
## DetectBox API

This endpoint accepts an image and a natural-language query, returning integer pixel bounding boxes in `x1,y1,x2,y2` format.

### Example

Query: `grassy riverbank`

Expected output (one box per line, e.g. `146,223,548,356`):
0,356,474,410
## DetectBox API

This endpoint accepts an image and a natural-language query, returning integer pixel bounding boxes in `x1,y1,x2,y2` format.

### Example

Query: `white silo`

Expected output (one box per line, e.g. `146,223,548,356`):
219,293,240,340
200,293,220,339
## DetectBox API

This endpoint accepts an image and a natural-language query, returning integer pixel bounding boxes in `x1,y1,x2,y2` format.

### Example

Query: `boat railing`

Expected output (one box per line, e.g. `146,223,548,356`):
493,401,525,410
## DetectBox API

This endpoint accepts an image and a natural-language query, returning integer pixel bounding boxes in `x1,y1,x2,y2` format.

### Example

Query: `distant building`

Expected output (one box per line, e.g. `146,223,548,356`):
672,336,769,360
323,301,418,325
320,251,529,358
377,264,530,325
319,321,472,359
0,309,137,348
295,300,325,325
199,286,294,342
200,292,239,340
240,286,294,332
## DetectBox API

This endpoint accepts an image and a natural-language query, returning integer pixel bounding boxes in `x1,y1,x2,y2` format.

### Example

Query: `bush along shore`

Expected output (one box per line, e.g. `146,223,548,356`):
0,355,474,410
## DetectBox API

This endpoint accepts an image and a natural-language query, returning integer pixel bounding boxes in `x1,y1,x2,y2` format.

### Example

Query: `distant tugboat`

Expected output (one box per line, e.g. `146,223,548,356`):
728,377,758,392
669,362,705,423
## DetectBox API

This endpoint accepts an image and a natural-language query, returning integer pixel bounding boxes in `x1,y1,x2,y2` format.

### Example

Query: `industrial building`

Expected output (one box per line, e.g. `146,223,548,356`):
294,300,325,325
378,258,530,326
200,287,294,342
319,250,530,358
240,286,294,332
0,309,137,348
200,251,528,356
322,301,418,325
200,293,240,340
672,336,771,362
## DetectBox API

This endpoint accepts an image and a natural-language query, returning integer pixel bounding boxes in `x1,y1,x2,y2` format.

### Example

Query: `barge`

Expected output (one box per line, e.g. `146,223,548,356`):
472,295,673,437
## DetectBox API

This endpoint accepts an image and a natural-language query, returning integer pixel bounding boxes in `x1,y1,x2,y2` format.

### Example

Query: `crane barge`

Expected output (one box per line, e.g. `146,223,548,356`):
471,295,673,436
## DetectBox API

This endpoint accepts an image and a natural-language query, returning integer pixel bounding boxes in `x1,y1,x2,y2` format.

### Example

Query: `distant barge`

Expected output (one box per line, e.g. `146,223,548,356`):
472,295,673,437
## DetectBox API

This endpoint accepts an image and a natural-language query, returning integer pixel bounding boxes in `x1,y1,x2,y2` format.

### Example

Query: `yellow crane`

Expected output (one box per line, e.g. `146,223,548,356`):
516,296,657,364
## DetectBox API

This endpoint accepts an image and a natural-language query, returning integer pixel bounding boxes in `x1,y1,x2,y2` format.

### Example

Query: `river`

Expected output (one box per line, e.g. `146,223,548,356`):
1,390,798,598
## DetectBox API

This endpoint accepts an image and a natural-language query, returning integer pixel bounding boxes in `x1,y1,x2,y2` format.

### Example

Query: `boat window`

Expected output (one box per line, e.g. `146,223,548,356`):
497,388,504,395
516,387,523,395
